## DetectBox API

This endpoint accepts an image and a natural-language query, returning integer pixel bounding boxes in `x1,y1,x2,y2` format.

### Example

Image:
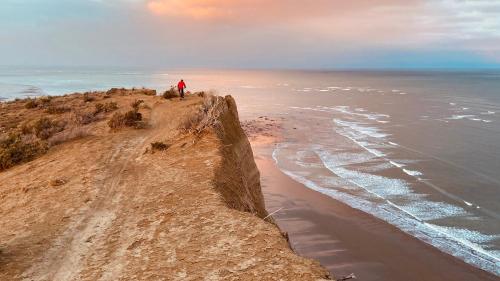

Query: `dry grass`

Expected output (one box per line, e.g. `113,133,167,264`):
45,106,71,115
83,93,95,102
24,99,38,109
0,87,161,171
179,94,217,133
0,133,48,170
49,178,67,187
162,87,179,99
150,141,170,152
131,99,144,110
24,117,66,140
70,110,98,126
108,110,143,129
94,102,118,114
48,127,90,147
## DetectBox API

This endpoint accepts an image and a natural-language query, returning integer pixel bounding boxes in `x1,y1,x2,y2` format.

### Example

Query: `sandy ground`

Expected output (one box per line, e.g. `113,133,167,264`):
0,94,330,280
246,117,499,281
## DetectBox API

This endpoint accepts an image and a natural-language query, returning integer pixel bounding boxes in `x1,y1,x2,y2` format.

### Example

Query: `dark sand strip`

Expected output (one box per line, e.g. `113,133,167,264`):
256,155,498,281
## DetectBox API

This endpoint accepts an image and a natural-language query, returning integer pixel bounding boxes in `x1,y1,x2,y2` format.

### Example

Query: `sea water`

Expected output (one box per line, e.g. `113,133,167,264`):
1,67,499,275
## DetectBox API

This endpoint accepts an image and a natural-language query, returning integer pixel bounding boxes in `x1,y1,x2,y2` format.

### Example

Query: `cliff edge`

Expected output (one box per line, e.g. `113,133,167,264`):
0,91,330,280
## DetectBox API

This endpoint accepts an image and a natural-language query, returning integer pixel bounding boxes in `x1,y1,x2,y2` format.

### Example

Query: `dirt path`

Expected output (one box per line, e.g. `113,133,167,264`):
0,96,329,280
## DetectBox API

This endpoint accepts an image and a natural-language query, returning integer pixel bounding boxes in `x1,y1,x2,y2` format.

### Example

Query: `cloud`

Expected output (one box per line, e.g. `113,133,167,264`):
146,0,418,23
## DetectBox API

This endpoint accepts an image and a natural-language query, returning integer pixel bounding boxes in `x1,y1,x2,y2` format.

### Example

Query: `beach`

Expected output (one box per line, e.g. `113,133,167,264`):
247,123,498,281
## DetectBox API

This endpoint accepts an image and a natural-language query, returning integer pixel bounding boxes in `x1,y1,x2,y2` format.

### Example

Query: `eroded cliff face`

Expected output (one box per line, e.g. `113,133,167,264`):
0,92,329,280
210,96,267,218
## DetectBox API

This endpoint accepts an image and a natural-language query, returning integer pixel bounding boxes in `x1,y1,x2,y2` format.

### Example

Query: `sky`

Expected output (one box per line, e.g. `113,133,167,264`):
1,0,499,69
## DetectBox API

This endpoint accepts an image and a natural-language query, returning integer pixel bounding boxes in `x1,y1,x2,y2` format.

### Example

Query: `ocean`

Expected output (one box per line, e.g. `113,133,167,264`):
1,67,499,275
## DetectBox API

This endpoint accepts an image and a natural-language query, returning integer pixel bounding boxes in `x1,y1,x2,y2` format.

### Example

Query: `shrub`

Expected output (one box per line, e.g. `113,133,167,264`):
179,110,205,133
195,91,206,98
49,178,66,187
38,96,52,107
131,99,144,110
48,127,90,147
151,141,169,152
45,106,70,114
24,99,38,109
83,93,95,102
138,89,157,96
108,109,142,129
0,133,48,170
70,110,96,125
94,102,118,114
106,88,122,95
32,117,66,140
162,87,179,99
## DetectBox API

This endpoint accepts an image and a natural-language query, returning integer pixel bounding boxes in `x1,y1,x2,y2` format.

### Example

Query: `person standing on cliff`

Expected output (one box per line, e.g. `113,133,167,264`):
177,79,186,99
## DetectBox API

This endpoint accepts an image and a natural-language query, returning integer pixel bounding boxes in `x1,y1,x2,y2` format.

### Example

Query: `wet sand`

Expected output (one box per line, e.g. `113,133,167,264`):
253,152,498,281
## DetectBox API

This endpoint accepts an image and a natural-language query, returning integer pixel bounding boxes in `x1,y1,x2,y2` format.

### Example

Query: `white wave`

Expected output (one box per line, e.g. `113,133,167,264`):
464,201,473,207
332,105,390,122
388,142,399,146
334,119,389,139
480,111,495,115
482,120,493,123
401,201,469,221
429,225,500,244
402,169,423,177
316,150,412,197
447,115,476,120
274,161,500,275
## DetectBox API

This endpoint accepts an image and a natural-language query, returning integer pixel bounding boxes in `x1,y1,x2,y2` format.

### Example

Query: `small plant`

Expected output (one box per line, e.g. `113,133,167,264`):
45,106,70,114
141,89,157,96
0,133,48,170
108,109,142,129
106,88,122,95
48,127,90,147
83,93,95,102
162,87,179,99
49,178,66,187
179,110,205,133
32,117,65,140
196,91,206,97
24,99,38,109
150,141,169,152
37,96,52,106
131,99,144,110
94,102,118,114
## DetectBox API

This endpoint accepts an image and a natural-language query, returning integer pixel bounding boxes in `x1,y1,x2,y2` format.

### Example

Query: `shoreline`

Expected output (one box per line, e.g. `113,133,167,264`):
247,126,498,281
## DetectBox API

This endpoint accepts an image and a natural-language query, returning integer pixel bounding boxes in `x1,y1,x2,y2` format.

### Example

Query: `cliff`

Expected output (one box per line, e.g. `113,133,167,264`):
0,91,330,280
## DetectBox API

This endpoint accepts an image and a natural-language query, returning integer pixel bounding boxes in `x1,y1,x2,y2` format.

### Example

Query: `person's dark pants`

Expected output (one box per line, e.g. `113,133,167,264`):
179,88,185,99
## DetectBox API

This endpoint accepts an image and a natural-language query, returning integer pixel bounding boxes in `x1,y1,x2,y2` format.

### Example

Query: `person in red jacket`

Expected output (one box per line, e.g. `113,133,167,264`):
177,79,186,99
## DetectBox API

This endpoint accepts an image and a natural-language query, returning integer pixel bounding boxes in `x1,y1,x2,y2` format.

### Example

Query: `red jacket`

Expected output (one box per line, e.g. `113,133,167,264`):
178,81,186,90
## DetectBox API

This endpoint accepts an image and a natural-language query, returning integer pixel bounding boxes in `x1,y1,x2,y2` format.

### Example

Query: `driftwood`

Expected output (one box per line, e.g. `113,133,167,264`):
336,273,356,281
